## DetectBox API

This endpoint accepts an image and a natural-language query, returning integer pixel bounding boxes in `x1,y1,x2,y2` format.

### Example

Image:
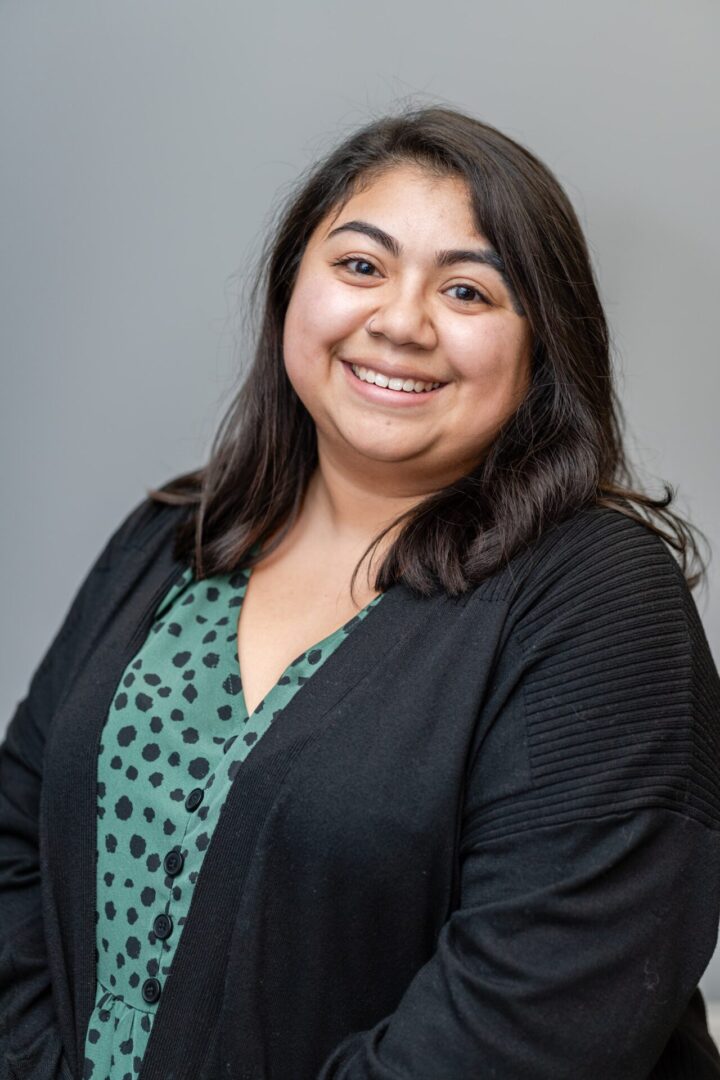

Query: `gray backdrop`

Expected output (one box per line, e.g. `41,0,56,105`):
2,0,719,1001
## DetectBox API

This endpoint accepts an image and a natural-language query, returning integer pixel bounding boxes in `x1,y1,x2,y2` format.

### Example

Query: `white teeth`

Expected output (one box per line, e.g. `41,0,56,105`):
351,364,440,393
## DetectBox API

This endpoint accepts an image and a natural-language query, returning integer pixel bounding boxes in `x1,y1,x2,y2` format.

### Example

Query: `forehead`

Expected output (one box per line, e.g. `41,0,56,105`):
321,164,479,238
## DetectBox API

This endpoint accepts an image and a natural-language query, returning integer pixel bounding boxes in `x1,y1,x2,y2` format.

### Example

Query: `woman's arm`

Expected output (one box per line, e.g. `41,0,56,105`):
0,496,163,1078
318,809,720,1079
317,515,720,1079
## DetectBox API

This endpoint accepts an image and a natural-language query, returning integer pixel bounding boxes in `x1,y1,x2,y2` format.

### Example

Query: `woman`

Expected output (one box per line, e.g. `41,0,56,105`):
1,104,719,1080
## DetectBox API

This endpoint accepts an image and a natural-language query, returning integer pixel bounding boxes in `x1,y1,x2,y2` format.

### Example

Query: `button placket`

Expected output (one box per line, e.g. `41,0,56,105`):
148,843,186,980
151,773,213,974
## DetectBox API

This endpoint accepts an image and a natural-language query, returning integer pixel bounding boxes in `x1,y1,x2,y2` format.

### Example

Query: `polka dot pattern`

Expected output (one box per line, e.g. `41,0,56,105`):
82,559,384,1079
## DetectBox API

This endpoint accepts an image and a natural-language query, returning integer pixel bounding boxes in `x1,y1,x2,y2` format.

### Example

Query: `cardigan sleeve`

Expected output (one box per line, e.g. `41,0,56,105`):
0,496,164,1079
317,514,720,1079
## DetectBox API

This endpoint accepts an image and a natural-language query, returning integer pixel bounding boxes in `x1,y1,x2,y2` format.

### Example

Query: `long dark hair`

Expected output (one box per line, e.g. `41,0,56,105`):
148,103,710,599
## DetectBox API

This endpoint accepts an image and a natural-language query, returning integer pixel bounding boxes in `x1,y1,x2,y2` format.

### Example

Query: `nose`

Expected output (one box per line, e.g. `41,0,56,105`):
366,285,437,350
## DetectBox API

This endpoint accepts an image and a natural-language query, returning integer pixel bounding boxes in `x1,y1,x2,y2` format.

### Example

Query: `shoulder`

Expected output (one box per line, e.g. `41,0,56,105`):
11,495,188,726
485,504,720,832
520,501,683,583
95,493,191,570
54,494,189,641
495,503,692,636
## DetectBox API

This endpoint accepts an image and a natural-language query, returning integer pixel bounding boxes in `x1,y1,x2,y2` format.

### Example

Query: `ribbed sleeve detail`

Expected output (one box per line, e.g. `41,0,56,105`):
474,506,720,841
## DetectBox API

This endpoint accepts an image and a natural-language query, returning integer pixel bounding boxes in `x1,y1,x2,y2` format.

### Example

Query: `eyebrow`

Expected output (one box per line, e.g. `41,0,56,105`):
325,219,526,316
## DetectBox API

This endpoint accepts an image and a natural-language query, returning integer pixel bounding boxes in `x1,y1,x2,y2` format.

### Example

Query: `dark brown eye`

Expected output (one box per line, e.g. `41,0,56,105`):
332,256,378,276
447,284,491,305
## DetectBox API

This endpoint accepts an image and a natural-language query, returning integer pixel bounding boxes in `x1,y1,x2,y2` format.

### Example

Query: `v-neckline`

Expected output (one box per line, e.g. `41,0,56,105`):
233,553,385,720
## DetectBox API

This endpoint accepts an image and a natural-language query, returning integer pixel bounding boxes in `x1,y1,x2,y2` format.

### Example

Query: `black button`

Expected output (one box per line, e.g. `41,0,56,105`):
185,788,204,812
153,913,173,940
163,848,184,877
142,977,161,1004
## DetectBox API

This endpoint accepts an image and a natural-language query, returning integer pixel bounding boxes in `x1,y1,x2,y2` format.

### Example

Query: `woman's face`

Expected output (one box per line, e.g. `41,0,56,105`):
282,163,533,491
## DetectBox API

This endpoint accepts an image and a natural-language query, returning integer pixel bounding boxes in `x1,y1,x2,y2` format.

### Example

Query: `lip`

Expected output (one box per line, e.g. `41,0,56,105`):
340,360,446,407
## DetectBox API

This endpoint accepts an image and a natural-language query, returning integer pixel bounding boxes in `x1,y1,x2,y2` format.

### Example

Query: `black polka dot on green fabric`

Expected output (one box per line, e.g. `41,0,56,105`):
85,558,385,1077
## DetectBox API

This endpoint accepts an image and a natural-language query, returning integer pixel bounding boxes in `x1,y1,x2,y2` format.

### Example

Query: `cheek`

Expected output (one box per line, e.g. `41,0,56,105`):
284,272,359,362
450,321,530,393
282,277,352,409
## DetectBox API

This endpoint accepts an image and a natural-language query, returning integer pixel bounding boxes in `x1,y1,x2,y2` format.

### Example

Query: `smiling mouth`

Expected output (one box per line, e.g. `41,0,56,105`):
348,362,443,394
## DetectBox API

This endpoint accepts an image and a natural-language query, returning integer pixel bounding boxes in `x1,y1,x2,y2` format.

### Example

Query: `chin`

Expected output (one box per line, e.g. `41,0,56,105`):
342,436,426,464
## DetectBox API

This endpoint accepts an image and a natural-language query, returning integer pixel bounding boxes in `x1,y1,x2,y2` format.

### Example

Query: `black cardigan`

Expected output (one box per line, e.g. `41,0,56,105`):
2,496,720,1080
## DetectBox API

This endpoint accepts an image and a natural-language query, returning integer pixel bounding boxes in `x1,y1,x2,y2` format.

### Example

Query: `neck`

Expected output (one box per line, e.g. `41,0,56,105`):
260,446,444,598
301,445,440,550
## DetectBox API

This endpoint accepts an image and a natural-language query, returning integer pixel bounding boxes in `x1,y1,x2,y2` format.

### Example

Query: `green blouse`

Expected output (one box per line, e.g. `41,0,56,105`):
82,557,384,1080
